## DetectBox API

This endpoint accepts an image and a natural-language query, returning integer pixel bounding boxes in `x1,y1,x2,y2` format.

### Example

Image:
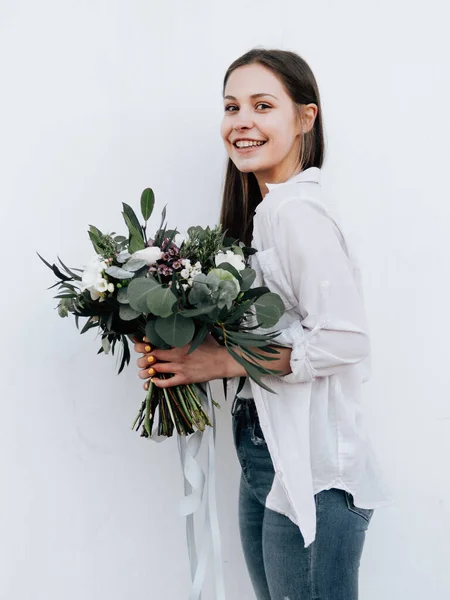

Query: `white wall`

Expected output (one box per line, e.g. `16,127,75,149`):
1,1,449,598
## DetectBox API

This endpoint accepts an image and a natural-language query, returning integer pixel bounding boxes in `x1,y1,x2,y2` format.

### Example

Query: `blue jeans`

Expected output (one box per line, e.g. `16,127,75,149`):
231,395,374,600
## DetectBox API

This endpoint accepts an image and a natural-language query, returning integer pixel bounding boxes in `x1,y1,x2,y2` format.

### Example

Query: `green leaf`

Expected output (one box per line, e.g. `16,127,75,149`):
240,268,256,292
179,305,216,318
254,293,285,328
123,212,143,243
122,203,142,236
119,304,141,321
226,346,277,394
105,266,135,279
187,323,209,354
117,286,130,304
216,279,240,310
87,226,104,255
57,256,82,281
122,258,147,272
241,286,271,301
129,234,145,253
213,261,242,284
80,317,98,335
146,285,177,318
155,313,195,347
127,277,160,313
222,299,254,325
144,320,172,349
140,188,155,222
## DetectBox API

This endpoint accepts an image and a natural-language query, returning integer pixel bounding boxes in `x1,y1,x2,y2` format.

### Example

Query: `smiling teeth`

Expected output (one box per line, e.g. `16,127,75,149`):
235,140,265,148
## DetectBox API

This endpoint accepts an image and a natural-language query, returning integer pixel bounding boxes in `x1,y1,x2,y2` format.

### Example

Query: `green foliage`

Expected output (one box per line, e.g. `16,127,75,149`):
155,313,195,347
141,188,155,222
87,226,119,258
254,293,285,328
181,224,227,268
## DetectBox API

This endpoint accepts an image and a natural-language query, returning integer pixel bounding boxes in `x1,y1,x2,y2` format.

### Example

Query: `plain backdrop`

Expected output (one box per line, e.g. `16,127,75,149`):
1,1,449,599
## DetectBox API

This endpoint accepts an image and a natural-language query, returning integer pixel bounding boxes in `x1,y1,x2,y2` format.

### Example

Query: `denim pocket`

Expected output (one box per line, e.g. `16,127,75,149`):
344,491,375,523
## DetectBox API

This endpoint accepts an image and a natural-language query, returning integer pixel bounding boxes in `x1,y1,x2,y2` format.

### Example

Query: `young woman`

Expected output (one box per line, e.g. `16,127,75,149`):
134,48,390,600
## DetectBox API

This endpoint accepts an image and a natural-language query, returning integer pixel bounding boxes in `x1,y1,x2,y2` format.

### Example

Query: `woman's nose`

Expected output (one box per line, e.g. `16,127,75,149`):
233,109,254,130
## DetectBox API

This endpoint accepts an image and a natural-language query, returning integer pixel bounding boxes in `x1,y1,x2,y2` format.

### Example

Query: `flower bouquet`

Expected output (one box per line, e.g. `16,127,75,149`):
39,188,286,439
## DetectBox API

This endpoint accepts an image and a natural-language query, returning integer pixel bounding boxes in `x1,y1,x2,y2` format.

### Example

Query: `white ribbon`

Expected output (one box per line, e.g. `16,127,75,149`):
177,383,227,600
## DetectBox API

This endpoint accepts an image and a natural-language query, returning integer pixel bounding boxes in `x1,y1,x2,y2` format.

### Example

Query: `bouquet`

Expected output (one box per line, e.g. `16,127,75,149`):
39,188,286,439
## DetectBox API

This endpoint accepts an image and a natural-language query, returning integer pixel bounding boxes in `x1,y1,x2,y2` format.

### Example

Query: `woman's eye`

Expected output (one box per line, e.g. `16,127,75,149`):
224,105,237,112
256,103,271,110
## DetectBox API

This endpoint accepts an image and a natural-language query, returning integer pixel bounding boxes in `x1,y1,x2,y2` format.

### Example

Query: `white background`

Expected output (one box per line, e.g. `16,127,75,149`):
1,1,449,598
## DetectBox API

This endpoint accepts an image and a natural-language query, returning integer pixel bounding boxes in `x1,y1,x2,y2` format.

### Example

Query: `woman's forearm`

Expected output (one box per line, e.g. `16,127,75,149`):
222,345,293,379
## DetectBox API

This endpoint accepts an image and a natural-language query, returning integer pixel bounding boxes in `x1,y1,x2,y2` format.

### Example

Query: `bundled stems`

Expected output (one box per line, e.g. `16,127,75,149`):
131,374,218,438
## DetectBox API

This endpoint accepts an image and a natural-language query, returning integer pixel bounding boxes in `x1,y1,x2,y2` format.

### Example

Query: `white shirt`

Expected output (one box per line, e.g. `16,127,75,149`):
228,166,391,547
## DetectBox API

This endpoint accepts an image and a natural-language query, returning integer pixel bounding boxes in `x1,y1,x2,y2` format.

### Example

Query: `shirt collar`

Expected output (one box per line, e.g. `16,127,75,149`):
265,166,321,191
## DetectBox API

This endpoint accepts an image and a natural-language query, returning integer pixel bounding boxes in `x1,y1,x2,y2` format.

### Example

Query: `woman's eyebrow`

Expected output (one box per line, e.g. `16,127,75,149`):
224,93,278,101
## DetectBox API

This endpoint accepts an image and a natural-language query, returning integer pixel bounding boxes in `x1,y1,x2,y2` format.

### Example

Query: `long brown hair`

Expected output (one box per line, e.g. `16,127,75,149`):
219,48,325,246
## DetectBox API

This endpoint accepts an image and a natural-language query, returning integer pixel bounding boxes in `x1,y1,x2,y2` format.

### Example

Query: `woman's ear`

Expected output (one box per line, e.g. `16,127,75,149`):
302,103,318,134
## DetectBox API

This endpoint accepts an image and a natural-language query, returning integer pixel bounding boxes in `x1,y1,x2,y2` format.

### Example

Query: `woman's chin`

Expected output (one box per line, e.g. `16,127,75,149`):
232,157,268,173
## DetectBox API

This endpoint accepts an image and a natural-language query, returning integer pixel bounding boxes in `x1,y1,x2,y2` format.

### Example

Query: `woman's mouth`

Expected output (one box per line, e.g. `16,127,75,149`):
233,140,267,153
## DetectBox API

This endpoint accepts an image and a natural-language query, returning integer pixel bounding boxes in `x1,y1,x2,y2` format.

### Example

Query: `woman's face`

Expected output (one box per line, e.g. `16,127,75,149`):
220,63,305,186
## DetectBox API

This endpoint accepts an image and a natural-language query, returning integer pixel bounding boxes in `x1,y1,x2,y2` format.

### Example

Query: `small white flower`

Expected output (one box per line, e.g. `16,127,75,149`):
107,283,114,293
81,255,109,301
180,268,190,279
214,250,245,271
96,279,108,293
132,246,163,265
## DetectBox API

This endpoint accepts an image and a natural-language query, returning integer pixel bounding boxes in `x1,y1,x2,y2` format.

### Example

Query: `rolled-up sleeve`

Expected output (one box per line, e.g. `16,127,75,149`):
271,199,371,384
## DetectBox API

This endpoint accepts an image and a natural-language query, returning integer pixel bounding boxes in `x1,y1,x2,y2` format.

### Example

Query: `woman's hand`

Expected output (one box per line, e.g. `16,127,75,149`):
134,333,245,390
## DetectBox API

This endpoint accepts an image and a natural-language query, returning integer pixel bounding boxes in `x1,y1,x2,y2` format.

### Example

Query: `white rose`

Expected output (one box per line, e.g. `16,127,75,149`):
131,246,163,265
214,250,245,271
81,256,109,301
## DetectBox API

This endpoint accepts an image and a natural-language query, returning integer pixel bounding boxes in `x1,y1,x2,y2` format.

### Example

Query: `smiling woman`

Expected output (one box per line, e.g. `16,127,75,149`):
134,47,390,600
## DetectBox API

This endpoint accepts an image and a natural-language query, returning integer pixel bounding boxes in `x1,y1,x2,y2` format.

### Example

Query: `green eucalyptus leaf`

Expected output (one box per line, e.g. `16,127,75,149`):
216,279,240,310
116,250,131,264
254,293,285,328
123,258,148,272
105,266,135,279
179,305,216,318
144,320,172,349
146,285,177,318
188,275,213,306
127,277,160,313
155,313,195,347
119,304,141,321
140,188,155,222
116,286,129,304
114,235,127,244
240,268,256,292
